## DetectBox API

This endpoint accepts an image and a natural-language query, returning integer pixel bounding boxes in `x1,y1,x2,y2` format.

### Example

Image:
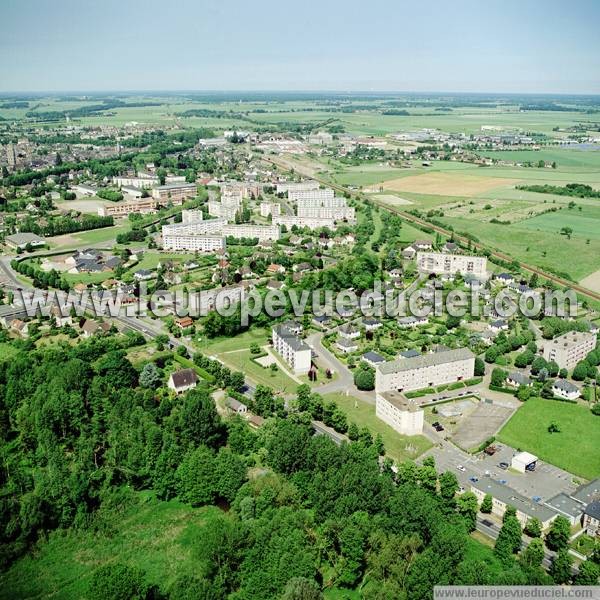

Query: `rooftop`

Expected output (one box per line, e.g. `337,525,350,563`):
545,493,585,519
379,347,474,376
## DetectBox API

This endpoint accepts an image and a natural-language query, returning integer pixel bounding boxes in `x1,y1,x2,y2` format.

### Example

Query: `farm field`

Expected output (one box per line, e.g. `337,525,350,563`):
518,206,600,240
324,392,432,463
0,493,224,600
497,397,600,480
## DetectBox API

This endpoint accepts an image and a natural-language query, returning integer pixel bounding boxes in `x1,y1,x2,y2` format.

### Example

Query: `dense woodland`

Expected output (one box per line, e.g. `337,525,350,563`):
1,331,598,599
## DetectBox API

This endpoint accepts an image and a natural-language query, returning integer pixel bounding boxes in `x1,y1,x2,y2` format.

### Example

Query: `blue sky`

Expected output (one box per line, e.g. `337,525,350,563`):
1,0,599,93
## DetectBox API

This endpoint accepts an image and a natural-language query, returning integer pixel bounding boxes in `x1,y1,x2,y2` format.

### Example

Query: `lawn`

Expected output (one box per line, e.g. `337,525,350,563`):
518,206,600,241
324,392,432,463
497,397,600,479
0,493,224,600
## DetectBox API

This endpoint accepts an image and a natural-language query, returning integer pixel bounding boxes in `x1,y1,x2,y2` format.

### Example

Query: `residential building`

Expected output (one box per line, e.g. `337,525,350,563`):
162,234,225,252
583,502,600,536
506,372,531,387
417,251,488,278
336,338,358,353
272,324,312,374
99,198,158,217
113,174,159,188
226,398,248,415
260,202,281,217
544,493,586,526
152,182,197,203
276,180,320,194
73,184,98,196
376,390,424,436
222,224,280,241
471,479,558,530
288,188,334,203
542,331,597,370
168,368,198,394
273,215,336,230
162,217,226,237
551,379,580,401
362,351,386,367
376,347,475,394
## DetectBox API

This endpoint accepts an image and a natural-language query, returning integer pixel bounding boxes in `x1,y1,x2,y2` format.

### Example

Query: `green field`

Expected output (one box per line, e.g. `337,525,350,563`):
324,392,432,463
0,493,223,600
497,397,600,479
519,206,600,240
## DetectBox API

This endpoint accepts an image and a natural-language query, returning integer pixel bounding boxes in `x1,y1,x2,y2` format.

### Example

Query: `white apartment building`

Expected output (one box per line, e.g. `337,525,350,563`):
296,205,355,221
162,234,225,252
276,180,320,194
542,331,597,370
208,199,239,221
162,218,226,237
376,347,475,394
181,209,203,224
222,224,280,242
375,391,424,436
188,285,244,315
260,202,281,217
113,175,159,188
272,324,312,375
220,182,261,199
288,188,334,203
152,183,197,203
416,252,488,279
273,215,336,230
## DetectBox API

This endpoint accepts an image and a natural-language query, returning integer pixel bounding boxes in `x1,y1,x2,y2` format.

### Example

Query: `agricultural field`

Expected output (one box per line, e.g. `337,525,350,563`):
497,397,600,480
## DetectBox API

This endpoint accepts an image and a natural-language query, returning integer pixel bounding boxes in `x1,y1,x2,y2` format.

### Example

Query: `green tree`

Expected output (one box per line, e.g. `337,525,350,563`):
520,537,544,569
354,364,375,390
175,445,217,506
549,549,573,584
438,471,459,502
280,577,323,600
524,517,542,538
474,357,485,376
545,516,571,551
88,564,149,600
480,494,493,514
456,492,478,532
494,516,522,561
138,362,161,389
574,560,600,585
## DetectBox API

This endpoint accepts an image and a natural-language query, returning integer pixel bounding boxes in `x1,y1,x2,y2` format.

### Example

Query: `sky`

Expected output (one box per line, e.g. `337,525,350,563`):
1,0,600,94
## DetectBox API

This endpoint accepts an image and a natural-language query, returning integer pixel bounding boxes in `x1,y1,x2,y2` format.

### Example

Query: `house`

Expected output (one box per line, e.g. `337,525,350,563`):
266,279,284,290
402,246,417,260
506,371,532,387
80,319,111,338
312,314,331,328
176,316,194,329
134,269,154,281
442,241,459,253
551,379,580,401
495,273,515,285
281,320,302,335
336,337,358,353
388,268,403,279
362,317,382,331
248,414,265,429
583,501,600,536
399,349,421,359
489,319,508,333
266,263,285,275
10,319,29,337
168,368,198,394
293,262,312,273
4,232,45,250
398,315,428,328
226,398,248,415
413,240,433,251
362,351,385,367
338,323,360,340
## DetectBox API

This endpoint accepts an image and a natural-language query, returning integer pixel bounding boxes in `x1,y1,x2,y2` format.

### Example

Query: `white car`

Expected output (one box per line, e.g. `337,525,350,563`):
457,465,466,472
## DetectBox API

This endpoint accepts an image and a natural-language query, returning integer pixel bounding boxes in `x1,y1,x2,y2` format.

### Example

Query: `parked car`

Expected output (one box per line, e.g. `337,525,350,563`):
469,476,478,483
498,462,509,470
457,465,466,472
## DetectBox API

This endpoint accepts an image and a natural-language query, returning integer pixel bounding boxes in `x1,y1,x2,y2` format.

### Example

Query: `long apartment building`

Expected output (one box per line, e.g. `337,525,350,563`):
542,330,597,370
220,181,261,198
162,234,225,252
417,251,488,279
276,180,320,194
260,202,281,217
273,215,336,230
98,198,158,217
288,187,334,203
272,324,312,374
113,174,159,188
162,217,226,237
222,224,280,241
375,390,424,436
152,182,197,203
376,347,475,394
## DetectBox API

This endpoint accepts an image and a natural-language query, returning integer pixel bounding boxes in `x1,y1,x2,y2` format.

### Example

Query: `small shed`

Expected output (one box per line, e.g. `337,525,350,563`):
511,451,538,473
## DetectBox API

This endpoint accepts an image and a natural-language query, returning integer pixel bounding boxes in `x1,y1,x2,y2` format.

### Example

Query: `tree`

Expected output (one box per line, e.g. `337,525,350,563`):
550,549,573,584
531,356,548,376
347,422,360,441
520,537,544,569
573,560,600,585
175,445,217,506
503,505,517,523
491,367,508,388
138,362,161,389
545,516,571,551
456,492,478,532
485,347,499,364
439,471,459,502
480,494,493,514
281,577,324,600
214,448,247,502
494,516,522,561
524,517,542,538
168,575,219,600
547,421,561,434
88,564,149,600
474,357,485,377
229,371,245,392
180,389,225,449
573,361,590,381
354,364,375,391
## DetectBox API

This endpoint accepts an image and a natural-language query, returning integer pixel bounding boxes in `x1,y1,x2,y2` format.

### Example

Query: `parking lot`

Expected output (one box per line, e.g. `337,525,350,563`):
452,401,515,451
426,439,578,502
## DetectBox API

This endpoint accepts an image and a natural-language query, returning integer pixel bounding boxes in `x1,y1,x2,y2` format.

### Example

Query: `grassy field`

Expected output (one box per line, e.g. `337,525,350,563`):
0,493,224,600
324,392,432,463
518,206,600,241
497,397,600,479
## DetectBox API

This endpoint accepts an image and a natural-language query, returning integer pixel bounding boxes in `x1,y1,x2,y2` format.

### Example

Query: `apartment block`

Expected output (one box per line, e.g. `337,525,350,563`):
416,251,488,278
222,224,280,241
260,202,281,217
296,205,355,221
98,198,158,217
162,234,225,252
272,324,312,374
151,182,197,203
375,391,424,436
276,180,320,194
188,285,244,315
288,188,334,203
542,331,597,370
162,218,226,237
376,347,475,394
113,175,159,188
273,215,336,230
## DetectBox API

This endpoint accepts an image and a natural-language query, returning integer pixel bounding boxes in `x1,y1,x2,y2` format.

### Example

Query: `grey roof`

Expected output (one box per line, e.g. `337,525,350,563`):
584,500,600,521
508,371,531,386
552,379,579,393
274,324,310,351
227,398,247,411
379,347,474,375
471,478,558,523
363,351,385,364
5,232,44,245
496,272,514,280
170,368,198,388
399,349,421,359
545,493,585,519
572,478,600,505
336,337,358,348
155,182,196,190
